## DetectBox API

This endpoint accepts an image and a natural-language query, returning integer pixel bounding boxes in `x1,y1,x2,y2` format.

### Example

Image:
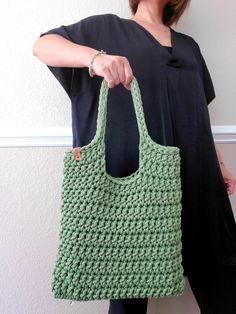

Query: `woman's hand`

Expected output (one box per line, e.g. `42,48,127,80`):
220,164,236,195
92,53,133,90
72,147,81,161
214,143,236,195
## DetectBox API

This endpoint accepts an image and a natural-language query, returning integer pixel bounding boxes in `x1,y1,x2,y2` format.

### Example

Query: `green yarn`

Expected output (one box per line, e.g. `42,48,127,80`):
52,76,185,301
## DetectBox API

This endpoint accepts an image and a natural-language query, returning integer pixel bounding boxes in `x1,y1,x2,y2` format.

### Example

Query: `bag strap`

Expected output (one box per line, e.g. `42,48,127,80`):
95,76,149,148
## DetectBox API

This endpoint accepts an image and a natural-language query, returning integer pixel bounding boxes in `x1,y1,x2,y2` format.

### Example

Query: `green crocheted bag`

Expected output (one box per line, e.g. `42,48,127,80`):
52,76,186,301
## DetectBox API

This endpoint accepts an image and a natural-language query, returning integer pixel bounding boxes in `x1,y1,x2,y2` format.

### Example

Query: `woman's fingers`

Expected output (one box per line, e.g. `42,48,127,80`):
220,164,236,195
109,57,122,86
104,67,116,89
123,58,133,90
72,147,81,161
116,57,126,85
225,178,235,195
92,54,133,90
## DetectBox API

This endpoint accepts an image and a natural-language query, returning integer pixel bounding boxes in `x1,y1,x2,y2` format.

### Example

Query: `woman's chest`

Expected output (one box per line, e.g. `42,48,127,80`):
128,19,172,47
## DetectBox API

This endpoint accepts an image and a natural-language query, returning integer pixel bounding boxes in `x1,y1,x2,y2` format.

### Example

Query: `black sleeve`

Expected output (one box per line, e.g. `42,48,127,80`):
194,40,216,105
39,17,92,99
200,52,216,105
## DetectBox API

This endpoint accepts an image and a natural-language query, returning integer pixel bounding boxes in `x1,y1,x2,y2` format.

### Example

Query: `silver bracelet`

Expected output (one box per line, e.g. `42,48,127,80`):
88,50,107,77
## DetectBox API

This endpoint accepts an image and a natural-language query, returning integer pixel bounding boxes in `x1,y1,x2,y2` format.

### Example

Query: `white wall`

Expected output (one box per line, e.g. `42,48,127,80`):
0,0,236,313
0,0,236,128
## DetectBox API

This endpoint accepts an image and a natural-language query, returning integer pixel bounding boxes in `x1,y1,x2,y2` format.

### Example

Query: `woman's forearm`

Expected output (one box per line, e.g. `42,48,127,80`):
214,143,225,166
32,34,98,68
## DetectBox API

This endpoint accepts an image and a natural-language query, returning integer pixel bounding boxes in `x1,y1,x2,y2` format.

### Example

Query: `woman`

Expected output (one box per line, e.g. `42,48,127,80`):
33,0,236,313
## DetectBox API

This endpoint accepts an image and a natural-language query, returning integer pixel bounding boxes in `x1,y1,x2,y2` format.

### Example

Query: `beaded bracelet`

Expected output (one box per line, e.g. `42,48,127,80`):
88,50,107,77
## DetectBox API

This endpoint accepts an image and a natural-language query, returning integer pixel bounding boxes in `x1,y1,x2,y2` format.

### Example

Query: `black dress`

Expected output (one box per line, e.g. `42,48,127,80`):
39,13,236,277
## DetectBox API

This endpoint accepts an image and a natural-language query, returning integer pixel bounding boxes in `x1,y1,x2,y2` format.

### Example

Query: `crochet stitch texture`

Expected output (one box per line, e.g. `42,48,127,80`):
52,76,185,301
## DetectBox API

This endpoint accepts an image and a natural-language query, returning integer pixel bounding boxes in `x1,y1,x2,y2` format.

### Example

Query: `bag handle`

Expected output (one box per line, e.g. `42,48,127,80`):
95,75,149,149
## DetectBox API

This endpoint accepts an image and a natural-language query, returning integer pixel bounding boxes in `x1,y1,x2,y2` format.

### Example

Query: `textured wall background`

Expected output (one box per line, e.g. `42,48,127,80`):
0,0,236,313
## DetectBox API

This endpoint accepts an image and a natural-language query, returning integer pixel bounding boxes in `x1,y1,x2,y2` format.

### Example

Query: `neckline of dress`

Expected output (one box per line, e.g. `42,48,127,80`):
114,14,174,54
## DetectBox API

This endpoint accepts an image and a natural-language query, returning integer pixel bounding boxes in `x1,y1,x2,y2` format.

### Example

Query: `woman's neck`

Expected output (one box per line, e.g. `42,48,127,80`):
131,0,168,26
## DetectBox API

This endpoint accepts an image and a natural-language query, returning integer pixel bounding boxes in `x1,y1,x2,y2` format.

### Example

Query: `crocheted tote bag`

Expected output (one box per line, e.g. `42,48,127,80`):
52,76,186,301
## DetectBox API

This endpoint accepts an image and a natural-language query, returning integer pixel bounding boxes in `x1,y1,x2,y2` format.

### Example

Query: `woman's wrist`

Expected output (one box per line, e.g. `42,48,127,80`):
214,144,225,168
219,160,225,167
75,46,99,68
85,48,100,68
88,50,107,77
